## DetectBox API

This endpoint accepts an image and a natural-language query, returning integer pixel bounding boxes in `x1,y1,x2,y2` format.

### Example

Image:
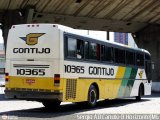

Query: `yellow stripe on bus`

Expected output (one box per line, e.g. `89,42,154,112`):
110,66,126,99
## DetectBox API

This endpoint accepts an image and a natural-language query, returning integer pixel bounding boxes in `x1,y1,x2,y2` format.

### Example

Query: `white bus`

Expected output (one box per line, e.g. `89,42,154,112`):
5,24,152,108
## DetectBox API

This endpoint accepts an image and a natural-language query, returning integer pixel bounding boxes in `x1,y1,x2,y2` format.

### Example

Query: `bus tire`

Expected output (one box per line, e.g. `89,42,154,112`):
42,100,61,109
87,85,98,107
136,85,143,101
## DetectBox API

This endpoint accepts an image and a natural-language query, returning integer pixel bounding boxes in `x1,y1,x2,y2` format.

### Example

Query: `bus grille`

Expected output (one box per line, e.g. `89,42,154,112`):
66,79,77,100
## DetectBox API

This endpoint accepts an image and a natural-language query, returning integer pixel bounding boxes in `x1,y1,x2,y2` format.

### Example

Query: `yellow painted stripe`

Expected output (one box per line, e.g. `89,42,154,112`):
116,67,126,78
111,66,126,99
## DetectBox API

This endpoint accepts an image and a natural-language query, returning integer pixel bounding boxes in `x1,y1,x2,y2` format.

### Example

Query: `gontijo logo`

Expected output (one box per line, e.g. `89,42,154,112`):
13,33,50,54
20,33,45,45
139,71,143,79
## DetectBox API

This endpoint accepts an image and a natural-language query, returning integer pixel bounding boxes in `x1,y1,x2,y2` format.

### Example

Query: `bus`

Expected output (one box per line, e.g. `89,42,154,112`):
5,24,152,108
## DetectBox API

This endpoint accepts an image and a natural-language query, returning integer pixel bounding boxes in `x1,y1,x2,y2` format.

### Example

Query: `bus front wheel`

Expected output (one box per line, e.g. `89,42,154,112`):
88,85,98,107
42,100,61,109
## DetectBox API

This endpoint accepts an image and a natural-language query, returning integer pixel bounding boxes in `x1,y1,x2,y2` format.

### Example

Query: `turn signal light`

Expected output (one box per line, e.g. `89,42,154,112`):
5,73,9,84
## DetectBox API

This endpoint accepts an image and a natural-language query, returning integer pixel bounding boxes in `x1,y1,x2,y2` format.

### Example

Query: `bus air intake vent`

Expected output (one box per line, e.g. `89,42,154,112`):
66,79,77,100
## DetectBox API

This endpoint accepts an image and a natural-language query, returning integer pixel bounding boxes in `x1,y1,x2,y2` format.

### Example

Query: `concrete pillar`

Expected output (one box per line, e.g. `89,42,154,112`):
1,7,34,50
134,25,160,91
1,10,25,50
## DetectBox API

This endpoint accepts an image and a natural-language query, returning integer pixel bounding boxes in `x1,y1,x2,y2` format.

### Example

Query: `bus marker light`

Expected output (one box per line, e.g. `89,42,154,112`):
54,74,60,86
5,73,9,83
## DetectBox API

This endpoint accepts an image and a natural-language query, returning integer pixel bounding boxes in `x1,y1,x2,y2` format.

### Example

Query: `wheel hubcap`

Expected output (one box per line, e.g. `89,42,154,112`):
90,90,96,104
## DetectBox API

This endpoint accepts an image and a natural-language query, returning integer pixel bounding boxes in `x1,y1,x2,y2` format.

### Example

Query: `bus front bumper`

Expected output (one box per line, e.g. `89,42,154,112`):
5,89,63,101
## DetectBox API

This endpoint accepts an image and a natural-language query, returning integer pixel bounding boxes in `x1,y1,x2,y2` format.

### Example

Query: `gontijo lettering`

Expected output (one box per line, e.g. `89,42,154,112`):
89,66,114,76
13,33,51,54
13,48,50,54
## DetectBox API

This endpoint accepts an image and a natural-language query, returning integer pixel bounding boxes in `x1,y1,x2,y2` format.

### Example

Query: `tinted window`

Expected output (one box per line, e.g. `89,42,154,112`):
67,38,77,58
136,53,144,66
89,43,100,60
115,48,125,64
145,54,151,61
67,37,84,59
101,46,113,62
126,51,135,65
77,40,84,59
101,45,105,61
84,41,89,59
105,46,113,62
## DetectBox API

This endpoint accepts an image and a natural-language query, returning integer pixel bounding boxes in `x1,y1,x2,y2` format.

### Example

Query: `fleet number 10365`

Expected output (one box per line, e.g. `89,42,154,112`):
64,65,84,73
16,69,45,76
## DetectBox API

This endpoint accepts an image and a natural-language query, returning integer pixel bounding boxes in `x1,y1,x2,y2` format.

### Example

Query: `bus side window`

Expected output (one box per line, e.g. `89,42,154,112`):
136,53,144,67
115,48,125,64
89,42,96,60
77,39,84,59
67,37,77,58
89,42,100,60
126,51,135,65
96,44,100,60
106,46,112,62
101,46,113,62
111,47,114,62
101,45,105,61
84,41,89,59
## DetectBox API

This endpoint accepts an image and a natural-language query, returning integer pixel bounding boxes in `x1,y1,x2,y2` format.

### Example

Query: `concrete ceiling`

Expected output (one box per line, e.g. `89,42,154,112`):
0,0,160,32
